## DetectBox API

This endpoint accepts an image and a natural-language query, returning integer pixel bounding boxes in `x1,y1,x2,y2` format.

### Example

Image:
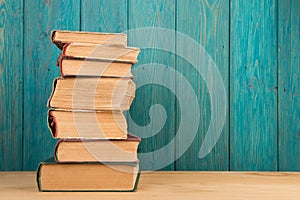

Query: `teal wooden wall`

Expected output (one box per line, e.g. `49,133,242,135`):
0,0,299,171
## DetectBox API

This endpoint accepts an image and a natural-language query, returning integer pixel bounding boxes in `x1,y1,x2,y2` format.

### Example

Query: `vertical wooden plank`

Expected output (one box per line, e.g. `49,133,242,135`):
175,0,229,170
81,0,127,32
0,0,23,170
128,0,176,170
23,0,80,170
230,0,278,170
278,0,300,171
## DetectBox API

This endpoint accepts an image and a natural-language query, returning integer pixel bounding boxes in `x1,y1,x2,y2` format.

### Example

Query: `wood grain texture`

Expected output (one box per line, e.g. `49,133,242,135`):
1,0,300,171
23,0,80,170
1,172,300,200
81,0,127,32
175,0,229,170
230,0,278,170
278,0,300,171
0,0,23,170
128,0,176,170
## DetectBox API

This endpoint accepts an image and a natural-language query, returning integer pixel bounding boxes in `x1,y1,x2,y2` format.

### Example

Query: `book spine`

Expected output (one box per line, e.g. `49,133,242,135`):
50,30,56,43
47,78,58,108
50,30,64,50
47,110,58,138
62,43,70,56
36,163,43,191
53,140,61,162
133,171,141,192
56,54,64,76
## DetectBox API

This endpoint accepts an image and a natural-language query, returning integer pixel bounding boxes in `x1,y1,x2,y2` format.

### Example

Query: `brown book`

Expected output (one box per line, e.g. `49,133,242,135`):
48,110,127,139
54,134,140,163
37,158,140,192
62,43,140,63
58,56,133,77
51,30,127,49
47,77,136,111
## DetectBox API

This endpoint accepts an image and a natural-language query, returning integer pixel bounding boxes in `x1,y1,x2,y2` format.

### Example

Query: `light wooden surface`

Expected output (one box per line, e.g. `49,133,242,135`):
0,171,299,200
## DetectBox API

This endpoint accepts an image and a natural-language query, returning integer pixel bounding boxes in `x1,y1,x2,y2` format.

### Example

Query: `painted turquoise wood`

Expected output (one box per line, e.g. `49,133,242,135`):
81,0,127,33
175,0,229,170
1,0,299,171
230,0,278,170
0,0,23,170
128,0,176,170
278,0,300,171
23,0,80,170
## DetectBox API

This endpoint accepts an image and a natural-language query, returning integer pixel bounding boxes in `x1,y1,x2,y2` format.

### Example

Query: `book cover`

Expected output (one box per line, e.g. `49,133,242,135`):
36,157,140,192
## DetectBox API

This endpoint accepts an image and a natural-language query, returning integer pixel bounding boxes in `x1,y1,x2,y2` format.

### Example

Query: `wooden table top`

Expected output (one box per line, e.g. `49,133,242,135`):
0,171,299,200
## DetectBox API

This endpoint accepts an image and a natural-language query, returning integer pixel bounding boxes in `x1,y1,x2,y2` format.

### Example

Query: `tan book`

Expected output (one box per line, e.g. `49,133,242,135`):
48,110,127,139
62,43,140,63
48,77,136,111
54,134,140,163
37,158,140,192
58,57,133,77
51,30,127,49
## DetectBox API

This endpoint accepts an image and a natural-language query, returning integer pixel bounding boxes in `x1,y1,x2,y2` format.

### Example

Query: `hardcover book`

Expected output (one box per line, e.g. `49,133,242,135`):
54,134,140,163
48,109,128,139
62,43,140,63
37,158,140,192
51,30,127,49
57,56,133,77
47,77,136,111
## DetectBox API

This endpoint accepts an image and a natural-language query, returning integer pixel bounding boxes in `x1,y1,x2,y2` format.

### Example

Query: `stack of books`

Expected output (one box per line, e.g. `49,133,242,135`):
36,30,141,192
